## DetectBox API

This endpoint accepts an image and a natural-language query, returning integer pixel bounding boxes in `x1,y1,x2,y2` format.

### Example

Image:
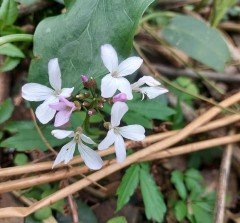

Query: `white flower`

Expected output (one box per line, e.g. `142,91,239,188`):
98,102,145,162
131,76,168,100
100,44,143,100
51,129,103,170
22,58,74,124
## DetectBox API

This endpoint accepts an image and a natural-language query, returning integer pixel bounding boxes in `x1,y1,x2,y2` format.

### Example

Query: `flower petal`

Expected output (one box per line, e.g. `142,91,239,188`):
52,129,74,140
60,87,74,98
98,129,116,150
81,134,95,144
52,140,76,168
111,101,128,127
48,58,62,91
101,74,118,98
114,134,126,162
117,77,133,100
119,124,145,141
49,102,66,111
101,44,118,73
137,76,161,87
35,96,58,124
141,86,168,99
78,143,103,170
22,83,53,101
54,110,72,127
117,57,143,77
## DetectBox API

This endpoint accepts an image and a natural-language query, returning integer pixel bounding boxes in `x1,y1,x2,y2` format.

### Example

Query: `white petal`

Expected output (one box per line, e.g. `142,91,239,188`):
35,96,58,124
114,134,126,162
48,58,62,91
51,130,74,139
78,143,103,170
101,74,118,98
22,83,53,101
52,140,76,168
101,44,118,73
60,87,74,98
81,134,95,144
111,102,128,127
98,129,116,150
141,86,168,99
117,77,133,100
119,125,145,141
117,57,143,77
137,76,161,87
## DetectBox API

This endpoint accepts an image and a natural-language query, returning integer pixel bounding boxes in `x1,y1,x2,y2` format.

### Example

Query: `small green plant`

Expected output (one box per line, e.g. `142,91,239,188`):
170,169,215,223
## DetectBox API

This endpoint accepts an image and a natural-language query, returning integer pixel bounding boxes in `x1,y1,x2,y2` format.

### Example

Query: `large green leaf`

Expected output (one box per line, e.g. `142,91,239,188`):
116,164,140,211
29,0,154,91
0,98,14,124
140,165,166,222
162,15,230,71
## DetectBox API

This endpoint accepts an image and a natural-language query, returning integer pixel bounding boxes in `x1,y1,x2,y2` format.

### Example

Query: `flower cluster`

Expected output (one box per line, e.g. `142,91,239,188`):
22,44,168,170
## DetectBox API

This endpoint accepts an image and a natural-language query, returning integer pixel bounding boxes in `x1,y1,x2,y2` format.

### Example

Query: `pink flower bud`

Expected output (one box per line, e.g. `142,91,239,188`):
113,93,127,103
81,75,88,83
88,109,96,116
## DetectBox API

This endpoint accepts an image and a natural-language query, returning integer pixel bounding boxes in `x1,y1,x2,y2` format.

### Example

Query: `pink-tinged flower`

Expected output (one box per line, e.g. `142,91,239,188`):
100,44,143,100
49,97,76,127
131,76,168,100
98,102,145,162
81,75,88,83
21,58,74,124
51,129,103,170
113,93,127,103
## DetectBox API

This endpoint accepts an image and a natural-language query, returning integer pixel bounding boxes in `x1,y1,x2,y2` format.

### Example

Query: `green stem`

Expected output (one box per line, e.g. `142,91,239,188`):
140,11,176,24
0,34,33,46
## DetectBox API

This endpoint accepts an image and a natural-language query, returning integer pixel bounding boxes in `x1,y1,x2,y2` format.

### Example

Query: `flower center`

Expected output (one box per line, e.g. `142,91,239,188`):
113,126,120,134
112,71,118,78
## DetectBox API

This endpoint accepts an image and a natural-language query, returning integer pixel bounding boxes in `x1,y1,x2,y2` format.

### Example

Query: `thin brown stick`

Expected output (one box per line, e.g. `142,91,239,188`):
0,91,239,217
0,134,239,193
0,114,239,178
214,131,234,223
67,195,79,223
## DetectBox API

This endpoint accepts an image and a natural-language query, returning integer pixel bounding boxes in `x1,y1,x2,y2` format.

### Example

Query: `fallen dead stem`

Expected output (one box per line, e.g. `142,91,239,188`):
214,130,234,223
0,114,239,178
0,91,239,218
0,134,240,194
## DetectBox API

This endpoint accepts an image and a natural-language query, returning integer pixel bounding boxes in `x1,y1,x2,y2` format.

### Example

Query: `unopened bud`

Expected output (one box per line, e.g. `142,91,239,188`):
81,75,89,83
103,122,111,129
97,102,104,109
74,101,81,110
113,93,127,103
82,101,90,107
76,93,84,100
88,109,96,116
99,97,106,103
84,92,90,98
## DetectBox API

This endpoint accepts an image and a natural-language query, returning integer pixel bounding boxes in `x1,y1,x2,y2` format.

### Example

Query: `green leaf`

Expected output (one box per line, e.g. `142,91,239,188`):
184,169,203,193
0,0,18,26
33,207,52,221
107,216,127,223
56,200,98,223
0,131,3,140
191,201,214,223
174,200,187,221
116,164,140,211
29,0,154,91
171,170,187,200
3,120,34,133
162,15,230,71
0,43,25,58
1,125,66,151
210,0,237,27
0,57,20,72
0,98,14,124
140,166,166,222
127,96,175,120
14,153,28,165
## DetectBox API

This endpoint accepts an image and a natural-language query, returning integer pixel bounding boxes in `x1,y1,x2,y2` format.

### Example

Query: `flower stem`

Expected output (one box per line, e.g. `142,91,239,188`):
0,34,33,46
